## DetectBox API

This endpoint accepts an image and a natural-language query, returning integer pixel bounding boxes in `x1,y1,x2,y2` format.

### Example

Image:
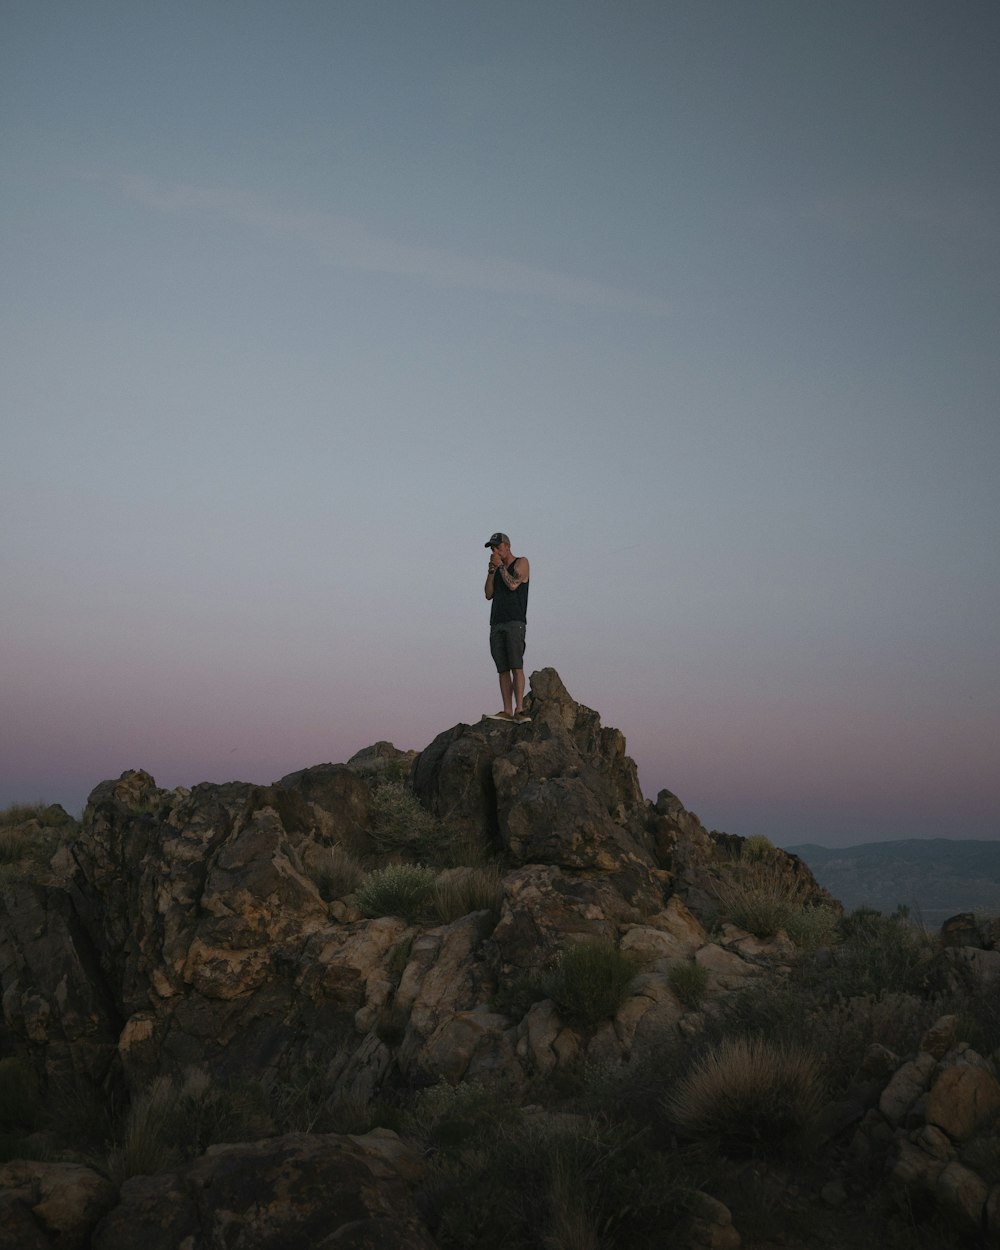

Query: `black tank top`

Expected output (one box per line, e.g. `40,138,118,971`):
490,560,528,625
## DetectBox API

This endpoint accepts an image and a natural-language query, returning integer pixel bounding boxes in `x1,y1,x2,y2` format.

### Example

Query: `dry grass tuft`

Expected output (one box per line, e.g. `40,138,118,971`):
307,844,365,900
544,939,642,1027
712,859,812,938
432,864,505,925
667,1035,824,1157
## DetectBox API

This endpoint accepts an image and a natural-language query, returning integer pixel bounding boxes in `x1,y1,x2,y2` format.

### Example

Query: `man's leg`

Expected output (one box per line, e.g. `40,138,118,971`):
498,670,514,715
512,669,525,714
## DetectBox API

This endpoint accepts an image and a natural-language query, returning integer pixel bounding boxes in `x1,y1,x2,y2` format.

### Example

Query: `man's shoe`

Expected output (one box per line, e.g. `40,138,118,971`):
485,711,514,721
513,711,531,723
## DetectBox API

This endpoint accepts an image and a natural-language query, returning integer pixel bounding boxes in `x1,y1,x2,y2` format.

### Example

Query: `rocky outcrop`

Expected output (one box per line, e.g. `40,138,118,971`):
414,669,658,876
0,669,855,1249
0,1161,115,1250
2,671,737,1099
848,1009,1000,1238
91,1130,434,1250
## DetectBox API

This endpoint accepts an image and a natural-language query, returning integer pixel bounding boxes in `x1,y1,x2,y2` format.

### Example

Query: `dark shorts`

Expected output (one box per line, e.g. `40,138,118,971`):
490,621,526,673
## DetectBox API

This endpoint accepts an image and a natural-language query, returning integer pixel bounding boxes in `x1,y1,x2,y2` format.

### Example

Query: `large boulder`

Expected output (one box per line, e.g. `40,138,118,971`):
67,772,349,1085
413,669,662,894
0,1160,115,1250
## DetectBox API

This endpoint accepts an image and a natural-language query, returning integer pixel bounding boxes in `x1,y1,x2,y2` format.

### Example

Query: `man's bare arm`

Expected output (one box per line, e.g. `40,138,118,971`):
497,557,529,592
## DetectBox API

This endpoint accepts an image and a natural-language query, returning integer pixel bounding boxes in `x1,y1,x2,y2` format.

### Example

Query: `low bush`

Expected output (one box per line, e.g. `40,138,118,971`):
741,834,775,862
367,782,488,868
307,844,365,900
0,802,46,828
419,1111,694,1250
0,804,75,884
704,971,937,1097
797,906,937,999
106,1070,269,1182
357,863,437,923
802,991,937,1090
712,860,810,938
784,903,840,950
405,1080,521,1157
165,1069,269,1157
432,864,505,925
105,1077,178,1183
0,828,30,866
666,1035,824,1158
544,939,642,1028
368,781,439,855
667,961,710,1008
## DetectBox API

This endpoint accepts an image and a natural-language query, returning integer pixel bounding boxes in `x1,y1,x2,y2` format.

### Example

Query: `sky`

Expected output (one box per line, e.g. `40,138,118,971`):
2,1,998,849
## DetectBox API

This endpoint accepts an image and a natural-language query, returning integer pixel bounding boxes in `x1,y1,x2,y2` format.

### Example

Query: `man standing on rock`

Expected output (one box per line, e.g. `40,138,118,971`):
484,531,530,723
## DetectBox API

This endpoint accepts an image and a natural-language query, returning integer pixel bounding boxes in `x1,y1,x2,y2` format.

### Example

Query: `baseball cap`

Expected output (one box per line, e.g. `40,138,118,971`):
484,532,510,548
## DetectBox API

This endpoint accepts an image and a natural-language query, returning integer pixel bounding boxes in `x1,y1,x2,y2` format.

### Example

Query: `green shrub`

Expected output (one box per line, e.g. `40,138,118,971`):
369,782,439,854
0,804,75,883
544,940,642,1028
405,1080,521,1157
357,863,437,923
803,991,936,1090
163,1069,269,1157
42,1075,115,1154
666,1036,824,1158
105,1077,178,1182
432,864,505,925
307,844,365,900
784,903,840,950
419,1111,694,1250
667,961,710,1008
367,783,487,868
106,1070,269,1181
0,803,46,828
798,906,937,998
712,860,810,938
0,828,30,866
704,972,937,1098
741,834,775,862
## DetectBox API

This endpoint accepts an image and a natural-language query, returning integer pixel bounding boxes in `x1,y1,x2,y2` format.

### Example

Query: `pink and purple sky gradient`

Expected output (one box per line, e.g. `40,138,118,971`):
2,1,998,848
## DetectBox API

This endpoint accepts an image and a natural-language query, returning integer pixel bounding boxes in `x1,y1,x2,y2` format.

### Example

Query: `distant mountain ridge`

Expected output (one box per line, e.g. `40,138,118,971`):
786,838,1000,927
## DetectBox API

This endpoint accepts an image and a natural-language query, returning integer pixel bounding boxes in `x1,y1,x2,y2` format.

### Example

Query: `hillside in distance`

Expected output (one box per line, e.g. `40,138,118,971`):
787,837,1000,927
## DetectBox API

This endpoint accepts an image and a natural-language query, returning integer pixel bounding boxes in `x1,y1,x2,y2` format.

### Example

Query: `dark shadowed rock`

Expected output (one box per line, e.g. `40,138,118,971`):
940,913,981,948
1,669,865,1250
0,881,121,1091
345,742,419,780
91,1131,435,1250
413,669,662,896
0,1160,115,1250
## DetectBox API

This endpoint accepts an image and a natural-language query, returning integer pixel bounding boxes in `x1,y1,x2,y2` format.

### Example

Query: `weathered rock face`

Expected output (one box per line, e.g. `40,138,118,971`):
0,668,848,1249
0,670,827,1103
91,1130,435,1250
0,881,121,1092
0,1160,115,1250
849,1011,1000,1239
413,668,664,900
66,766,372,1087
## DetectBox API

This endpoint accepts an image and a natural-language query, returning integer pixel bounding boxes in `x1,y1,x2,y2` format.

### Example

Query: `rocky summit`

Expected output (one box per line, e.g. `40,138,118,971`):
1,669,999,1249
